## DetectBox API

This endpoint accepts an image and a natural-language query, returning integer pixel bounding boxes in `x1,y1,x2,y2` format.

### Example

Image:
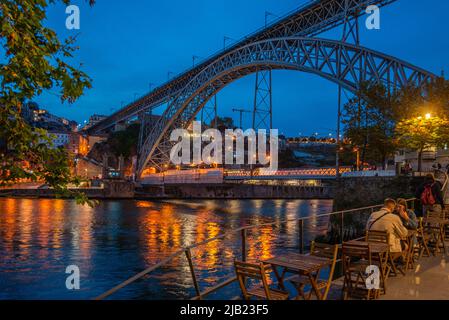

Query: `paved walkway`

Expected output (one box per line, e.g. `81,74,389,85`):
380,248,449,300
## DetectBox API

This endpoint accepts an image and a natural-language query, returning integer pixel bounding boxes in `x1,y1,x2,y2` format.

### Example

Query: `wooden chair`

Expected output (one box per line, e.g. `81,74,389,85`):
444,208,449,241
366,230,401,278
234,260,289,301
415,217,431,260
425,212,447,255
342,243,379,300
366,230,389,244
288,242,338,300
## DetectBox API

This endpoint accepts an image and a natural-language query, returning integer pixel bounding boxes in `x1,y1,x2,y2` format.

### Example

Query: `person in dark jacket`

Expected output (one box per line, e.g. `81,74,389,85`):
415,174,445,216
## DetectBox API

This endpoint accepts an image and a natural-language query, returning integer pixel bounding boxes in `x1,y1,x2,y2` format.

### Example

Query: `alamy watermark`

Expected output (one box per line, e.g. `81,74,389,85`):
365,265,381,290
65,5,80,30
65,265,80,290
366,5,381,30
169,121,279,171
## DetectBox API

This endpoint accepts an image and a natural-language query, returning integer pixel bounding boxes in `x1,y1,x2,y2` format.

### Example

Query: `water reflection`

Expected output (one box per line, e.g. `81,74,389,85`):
0,198,332,299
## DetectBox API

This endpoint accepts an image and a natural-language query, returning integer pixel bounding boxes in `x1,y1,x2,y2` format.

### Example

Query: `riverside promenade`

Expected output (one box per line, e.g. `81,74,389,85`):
380,181,449,300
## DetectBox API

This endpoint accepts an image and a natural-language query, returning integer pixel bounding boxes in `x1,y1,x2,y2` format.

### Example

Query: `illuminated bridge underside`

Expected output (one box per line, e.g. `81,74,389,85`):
87,0,397,134
225,167,352,181
137,37,435,177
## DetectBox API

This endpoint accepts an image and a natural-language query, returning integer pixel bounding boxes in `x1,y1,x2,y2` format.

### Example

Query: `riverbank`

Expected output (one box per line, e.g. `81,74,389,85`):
0,180,135,199
138,183,334,200
1,181,334,200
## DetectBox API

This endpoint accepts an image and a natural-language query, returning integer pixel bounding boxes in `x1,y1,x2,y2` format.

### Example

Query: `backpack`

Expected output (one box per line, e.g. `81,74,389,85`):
421,183,436,205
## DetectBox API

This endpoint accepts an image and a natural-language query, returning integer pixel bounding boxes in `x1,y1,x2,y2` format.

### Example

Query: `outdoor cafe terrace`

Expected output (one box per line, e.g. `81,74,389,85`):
96,171,449,301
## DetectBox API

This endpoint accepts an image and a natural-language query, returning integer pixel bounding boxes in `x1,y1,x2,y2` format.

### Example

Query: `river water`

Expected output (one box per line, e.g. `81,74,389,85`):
0,198,333,300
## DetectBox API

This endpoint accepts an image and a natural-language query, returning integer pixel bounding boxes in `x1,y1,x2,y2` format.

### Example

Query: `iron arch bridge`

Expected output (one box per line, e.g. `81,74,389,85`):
136,37,435,177
86,0,399,135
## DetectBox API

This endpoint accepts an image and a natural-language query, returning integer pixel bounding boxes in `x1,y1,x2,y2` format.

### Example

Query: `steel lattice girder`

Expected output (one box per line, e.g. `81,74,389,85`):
87,0,397,134
136,37,435,176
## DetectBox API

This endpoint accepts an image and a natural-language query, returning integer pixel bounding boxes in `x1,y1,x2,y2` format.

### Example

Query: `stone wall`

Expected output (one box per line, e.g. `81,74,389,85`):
333,176,426,211
139,183,334,199
323,176,427,244
3,180,135,199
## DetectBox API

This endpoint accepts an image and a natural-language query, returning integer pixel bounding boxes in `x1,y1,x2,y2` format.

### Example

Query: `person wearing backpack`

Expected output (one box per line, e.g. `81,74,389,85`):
415,174,445,216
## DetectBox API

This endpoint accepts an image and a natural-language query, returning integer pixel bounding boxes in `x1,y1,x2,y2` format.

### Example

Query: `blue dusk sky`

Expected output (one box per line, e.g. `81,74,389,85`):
35,0,449,136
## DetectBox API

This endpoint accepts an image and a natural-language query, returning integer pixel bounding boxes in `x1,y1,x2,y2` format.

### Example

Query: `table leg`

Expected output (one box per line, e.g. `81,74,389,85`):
271,266,287,291
406,237,416,270
307,272,323,301
377,252,388,294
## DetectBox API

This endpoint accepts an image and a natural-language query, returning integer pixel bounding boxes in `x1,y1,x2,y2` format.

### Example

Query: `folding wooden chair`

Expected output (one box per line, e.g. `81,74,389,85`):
234,260,289,300
444,208,449,241
342,243,379,300
415,217,431,260
366,230,401,278
366,230,389,244
425,212,447,255
288,242,339,300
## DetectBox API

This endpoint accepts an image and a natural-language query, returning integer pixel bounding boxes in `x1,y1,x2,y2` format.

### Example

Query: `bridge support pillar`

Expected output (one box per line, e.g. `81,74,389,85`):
336,6,360,178
138,109,154,152
252,69,273,131
201,94,218,128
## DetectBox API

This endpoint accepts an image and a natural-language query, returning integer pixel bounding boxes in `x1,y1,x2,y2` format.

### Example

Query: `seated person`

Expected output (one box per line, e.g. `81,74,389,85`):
366,198,409,256
396,198,418,230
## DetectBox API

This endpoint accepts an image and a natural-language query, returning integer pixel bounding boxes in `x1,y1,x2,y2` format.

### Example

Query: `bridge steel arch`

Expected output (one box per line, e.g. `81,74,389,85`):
87,0,399,135
137,37,435,177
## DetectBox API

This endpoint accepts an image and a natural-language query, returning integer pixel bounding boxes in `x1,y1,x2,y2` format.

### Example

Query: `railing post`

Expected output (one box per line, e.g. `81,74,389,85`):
241,229,247,262
340,211,345,244
185,248,201,299
299,219,304,254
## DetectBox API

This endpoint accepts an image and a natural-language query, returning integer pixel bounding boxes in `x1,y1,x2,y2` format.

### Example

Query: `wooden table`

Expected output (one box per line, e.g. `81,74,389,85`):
263,253,332,300
345,240,392,293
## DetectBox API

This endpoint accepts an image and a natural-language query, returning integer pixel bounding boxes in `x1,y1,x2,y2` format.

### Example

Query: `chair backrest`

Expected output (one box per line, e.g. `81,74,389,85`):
366,230,389,244
310,241,339,260
234,260,271,300
427,211,444,220
342,243,372,270
310,242,339,300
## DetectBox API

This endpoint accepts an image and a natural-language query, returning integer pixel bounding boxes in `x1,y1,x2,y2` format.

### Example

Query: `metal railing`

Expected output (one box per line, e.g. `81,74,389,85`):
94,198,416,300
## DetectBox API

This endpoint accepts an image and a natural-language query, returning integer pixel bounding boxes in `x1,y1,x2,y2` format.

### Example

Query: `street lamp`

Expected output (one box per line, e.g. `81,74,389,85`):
192,55,202,67
353,147,360,171
223,36,235,49
425,113,432,120
265,11,278,27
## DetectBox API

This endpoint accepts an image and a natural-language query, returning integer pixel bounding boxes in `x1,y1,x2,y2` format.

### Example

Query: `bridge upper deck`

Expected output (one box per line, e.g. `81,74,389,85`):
87,0,397,134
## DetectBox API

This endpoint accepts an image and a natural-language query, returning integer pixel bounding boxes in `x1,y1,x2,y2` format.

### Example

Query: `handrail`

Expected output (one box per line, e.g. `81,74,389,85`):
94,198,415,300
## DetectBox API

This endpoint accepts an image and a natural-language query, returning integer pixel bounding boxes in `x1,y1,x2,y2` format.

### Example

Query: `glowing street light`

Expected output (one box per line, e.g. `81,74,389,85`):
353,147,361,171
425,113,432,120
